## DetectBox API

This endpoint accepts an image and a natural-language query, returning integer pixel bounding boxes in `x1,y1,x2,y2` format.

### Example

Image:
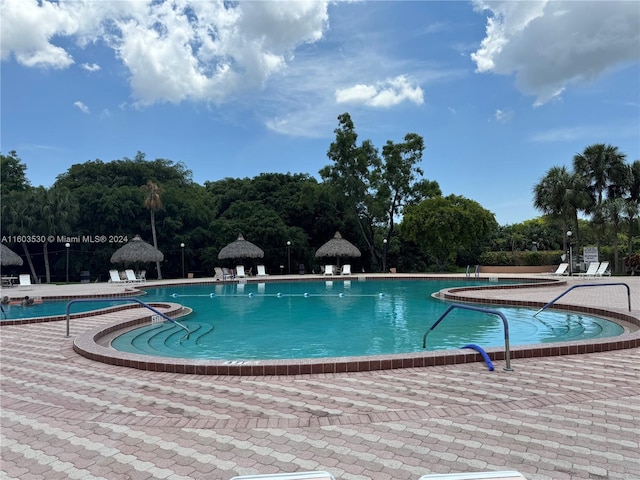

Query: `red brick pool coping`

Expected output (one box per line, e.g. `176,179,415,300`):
66,276,640,375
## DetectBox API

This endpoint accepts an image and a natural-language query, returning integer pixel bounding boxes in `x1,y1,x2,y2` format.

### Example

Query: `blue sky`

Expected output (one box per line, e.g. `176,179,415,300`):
1,0,639,226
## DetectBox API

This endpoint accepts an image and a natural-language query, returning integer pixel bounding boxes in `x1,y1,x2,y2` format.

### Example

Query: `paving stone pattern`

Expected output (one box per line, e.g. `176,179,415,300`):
1,276,639,480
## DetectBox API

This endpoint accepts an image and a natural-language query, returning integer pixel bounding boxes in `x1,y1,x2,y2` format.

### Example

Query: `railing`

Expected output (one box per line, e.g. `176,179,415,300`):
423,303,513,371
65,298,190,338
533,282,631,317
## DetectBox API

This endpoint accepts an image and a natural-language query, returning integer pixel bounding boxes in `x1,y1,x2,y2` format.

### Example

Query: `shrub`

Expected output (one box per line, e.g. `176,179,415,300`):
480,250,563,266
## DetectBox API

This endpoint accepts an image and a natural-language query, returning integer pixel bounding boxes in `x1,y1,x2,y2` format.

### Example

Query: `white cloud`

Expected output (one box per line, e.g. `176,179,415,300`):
530,123,640,143
73,101,90,114
494,108,513,123
0,0,77,68
471,1,640,105
81,63,101,72
1,0,329,106
335,75,424,108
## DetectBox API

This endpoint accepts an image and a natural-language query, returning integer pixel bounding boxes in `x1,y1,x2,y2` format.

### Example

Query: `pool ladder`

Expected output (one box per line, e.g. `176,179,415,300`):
466,265,479,278
423,303,513,371
533,282,631,317
65,297,190,338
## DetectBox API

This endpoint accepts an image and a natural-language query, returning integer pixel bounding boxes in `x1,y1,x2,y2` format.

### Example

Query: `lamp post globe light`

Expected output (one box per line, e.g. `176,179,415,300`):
287,241,291,274
180,243,185,278
65,242,70,283
382,238,388,273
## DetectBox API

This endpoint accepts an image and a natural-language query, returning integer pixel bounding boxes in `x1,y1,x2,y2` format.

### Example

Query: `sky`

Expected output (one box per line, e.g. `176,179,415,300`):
1,0,639,226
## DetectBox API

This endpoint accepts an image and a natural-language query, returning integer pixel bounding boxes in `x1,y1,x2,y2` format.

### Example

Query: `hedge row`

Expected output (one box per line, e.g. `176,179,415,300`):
479,250,563,266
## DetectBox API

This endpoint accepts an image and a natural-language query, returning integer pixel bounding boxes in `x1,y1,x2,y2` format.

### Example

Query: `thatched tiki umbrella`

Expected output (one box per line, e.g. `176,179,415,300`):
1,244,24,266
110,235,164,268
218,234,264,262
315,231,361,266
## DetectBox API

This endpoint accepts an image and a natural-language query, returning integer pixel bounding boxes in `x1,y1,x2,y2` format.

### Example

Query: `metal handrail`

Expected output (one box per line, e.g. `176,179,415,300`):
65,297,190,338
533,282,631,317
423,303,513,371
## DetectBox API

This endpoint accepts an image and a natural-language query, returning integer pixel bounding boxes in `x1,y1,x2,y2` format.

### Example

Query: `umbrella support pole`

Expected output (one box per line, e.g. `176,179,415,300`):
65,298,190,338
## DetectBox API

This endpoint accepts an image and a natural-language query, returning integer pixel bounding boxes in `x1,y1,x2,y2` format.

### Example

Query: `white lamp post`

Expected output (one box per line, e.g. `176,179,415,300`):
65,242,70,283
567,231,573,276
180,243,185,278
382,238,388,273
287,241,291,274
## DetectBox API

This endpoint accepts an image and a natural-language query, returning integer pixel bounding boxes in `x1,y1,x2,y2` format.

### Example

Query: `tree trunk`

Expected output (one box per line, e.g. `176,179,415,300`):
43,242,51,283
21,242,37,283
150,210,162,280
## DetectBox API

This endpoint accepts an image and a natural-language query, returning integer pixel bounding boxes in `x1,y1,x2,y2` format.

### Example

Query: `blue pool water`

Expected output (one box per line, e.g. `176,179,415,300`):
108,279,624,360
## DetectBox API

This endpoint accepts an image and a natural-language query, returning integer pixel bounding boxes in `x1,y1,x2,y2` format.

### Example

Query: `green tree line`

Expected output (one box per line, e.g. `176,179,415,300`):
1,115,638,282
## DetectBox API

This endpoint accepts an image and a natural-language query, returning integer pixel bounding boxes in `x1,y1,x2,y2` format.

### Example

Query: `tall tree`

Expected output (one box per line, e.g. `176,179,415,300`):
141,180,163,279
1,189,38,281
1,152,37,279
602,197,626,273
573,144,627,206
1,151,30,195
401,195,497,271
320,113,439,271
35,186,78,283
573,144,628,248
625,160,640,256
532,166,589,253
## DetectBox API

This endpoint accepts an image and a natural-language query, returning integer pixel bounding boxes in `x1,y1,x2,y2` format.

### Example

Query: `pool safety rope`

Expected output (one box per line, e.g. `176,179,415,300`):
171,293,387,298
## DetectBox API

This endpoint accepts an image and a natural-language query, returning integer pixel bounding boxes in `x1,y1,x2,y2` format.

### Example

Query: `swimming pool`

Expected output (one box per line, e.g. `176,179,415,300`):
110,279,624,359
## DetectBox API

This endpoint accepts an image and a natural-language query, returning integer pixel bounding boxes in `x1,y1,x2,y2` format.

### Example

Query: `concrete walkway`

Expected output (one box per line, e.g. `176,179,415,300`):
1,275,639,480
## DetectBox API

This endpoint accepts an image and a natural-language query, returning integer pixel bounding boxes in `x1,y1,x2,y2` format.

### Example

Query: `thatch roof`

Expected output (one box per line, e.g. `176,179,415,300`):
1,244,23,266
315,231,361,258
218,234,264,260
110,235,164,264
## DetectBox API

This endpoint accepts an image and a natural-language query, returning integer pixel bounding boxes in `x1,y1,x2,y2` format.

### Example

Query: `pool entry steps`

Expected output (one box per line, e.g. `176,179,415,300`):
65,297,191,338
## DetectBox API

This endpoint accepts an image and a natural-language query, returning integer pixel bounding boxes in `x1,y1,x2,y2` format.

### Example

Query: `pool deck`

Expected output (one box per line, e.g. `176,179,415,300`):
1,274,639,479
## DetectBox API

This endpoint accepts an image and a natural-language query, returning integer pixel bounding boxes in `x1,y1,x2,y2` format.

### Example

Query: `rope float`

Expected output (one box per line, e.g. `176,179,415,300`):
171,293,387,299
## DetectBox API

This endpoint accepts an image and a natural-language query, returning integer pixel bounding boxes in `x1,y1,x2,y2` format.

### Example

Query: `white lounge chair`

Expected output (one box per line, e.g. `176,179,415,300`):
324,265,334,275
577,262,600,277
551,263,569,276
236,265,246,278
230,471,336,480
256,265,268,276
595,261,611,276
125,269,144,283
419,471,527,479
18,274,31,288
109,270,126,283
213,267,224,281
341,264,351,275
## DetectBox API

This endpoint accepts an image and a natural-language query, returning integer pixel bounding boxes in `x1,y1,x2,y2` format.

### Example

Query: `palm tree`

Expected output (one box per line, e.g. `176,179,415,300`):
142,180,163,280
1,189,38,281
603,197,627,273
623,160,640,259
37,186,78,283
532,166,587,251
573,143,627,209
573,144,628,256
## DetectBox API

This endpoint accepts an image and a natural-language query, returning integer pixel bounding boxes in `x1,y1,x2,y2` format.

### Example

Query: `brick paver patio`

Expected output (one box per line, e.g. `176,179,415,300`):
1,275,638,480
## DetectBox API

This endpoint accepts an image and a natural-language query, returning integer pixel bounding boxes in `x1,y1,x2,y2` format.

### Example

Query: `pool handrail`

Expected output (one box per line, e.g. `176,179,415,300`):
65,297,190,338
423,303,512,371
533,282,631,317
